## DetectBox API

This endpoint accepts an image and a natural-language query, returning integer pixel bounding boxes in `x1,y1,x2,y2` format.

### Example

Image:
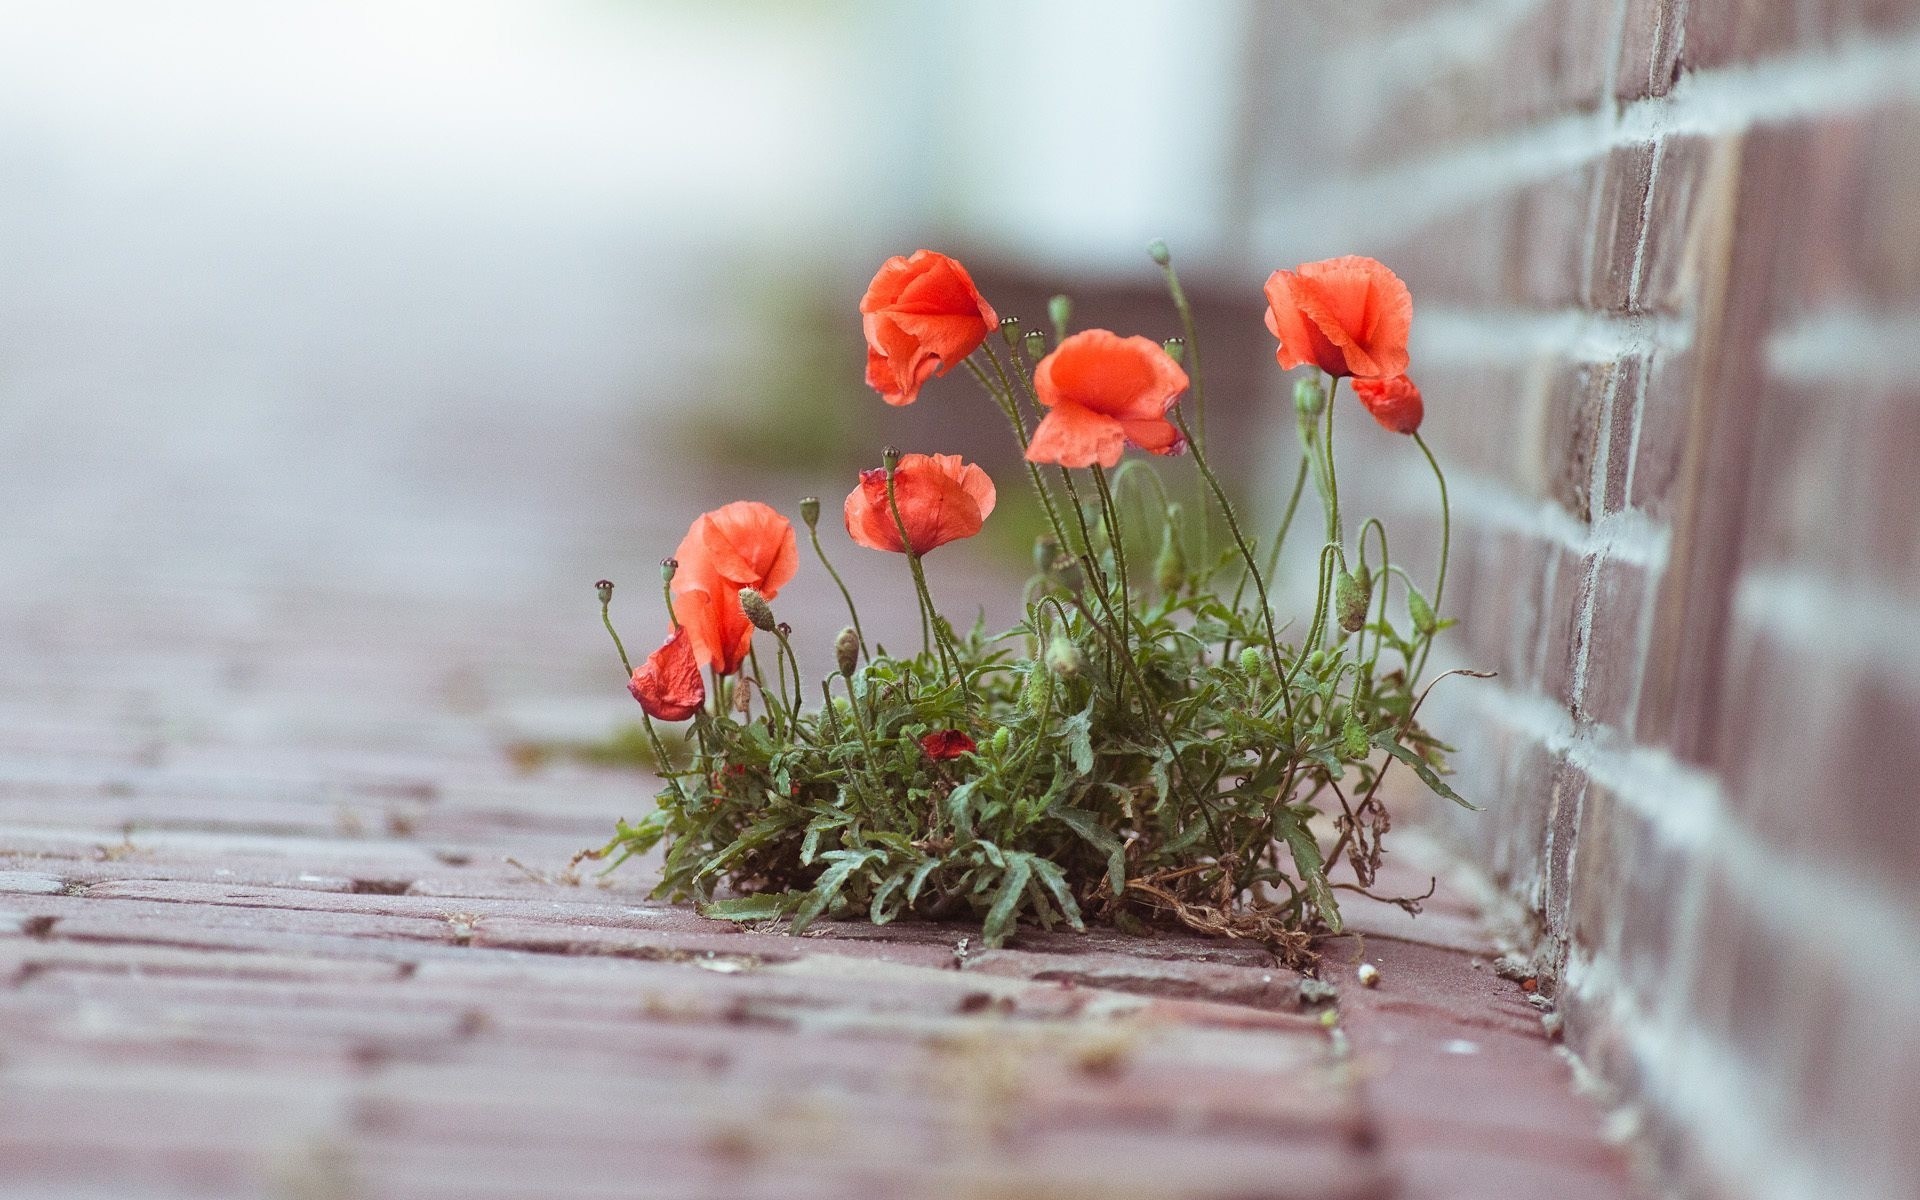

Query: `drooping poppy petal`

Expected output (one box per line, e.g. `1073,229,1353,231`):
843,453,996,555
672,501,798,601
1025,330,1188,469
628,625,705,721
861,250,999,406
1351,374,1425,434
672,587,754,677
1263,256,1412,380
919,729,976,760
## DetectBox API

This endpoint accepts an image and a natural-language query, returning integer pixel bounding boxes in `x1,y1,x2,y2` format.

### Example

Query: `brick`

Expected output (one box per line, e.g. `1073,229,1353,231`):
1634,135,1724,313
1681,0,1811,70
1586,142,1658,313
1574,556,1652,729
1615,0,1687,101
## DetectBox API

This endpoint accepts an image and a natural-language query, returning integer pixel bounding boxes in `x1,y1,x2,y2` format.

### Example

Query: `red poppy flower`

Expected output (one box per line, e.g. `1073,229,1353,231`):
671,586,754,676
1351,374,1424,434
1263,256,1412,380
861,250,999,406
919,729,976,760
844,453,996,555
1024,330,1188,469
671,501,798,601
628,625,705,721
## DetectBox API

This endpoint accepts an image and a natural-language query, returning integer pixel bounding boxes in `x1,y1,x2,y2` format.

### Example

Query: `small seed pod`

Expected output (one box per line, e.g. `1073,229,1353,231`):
999,315,1022,349
882,445,902,470
1408,588,1438,635
594,579,614,605
1162,337,1185,365
739,588,777,633
1336,569,1370,634
1024,329,1048,360
1153,519,1185,594
834,627,859,678
799,497,821,529
1146,238,1171,266
1020,661,1050,711
1238,646,1265,676
1050,553,1085,594
659,558,678,586
730,678,752,714
990,727,1012,756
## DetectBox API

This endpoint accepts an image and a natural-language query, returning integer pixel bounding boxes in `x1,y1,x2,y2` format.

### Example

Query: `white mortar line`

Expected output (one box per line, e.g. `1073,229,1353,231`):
1563,948,1900,1200
1767,304,1920,384
1463,681,1920,996
1430,465,1674,569
1734,566,1920,675
1259,24,1920,248
1413,305,1693,365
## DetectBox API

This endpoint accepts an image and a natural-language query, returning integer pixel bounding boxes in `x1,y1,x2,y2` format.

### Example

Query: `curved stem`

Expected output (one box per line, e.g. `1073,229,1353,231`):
1411,431,1452,686
1323,376,1345,557
883,465,961,689
808,525,867,659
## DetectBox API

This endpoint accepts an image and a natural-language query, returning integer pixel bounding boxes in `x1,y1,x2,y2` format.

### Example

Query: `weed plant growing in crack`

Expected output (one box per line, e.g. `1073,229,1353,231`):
583,243,1481,964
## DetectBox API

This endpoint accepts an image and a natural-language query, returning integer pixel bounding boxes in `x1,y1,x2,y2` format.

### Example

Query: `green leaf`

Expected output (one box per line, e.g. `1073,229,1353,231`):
870,868,910,925
905,858,941,906
1029,855,1085,931
699,893,799,922
1049,802,1126,896
982,854,1033,948
1060,697,1096,777
1371,731,1479,810
945,779,980,840
1277,811,1342,934
791,849,882,935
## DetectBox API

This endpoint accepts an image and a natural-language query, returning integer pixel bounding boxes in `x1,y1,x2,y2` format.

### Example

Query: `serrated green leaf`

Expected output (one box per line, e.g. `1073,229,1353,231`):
790,849,882,935
1371,731,1479,810
1029,855,1085,931
982,854,1033,948
1277,811,1342,934
1050,802,1127,896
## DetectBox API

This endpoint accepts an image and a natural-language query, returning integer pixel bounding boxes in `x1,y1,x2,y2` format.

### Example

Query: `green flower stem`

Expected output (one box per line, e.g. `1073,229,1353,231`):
1227,451,1310,660
807,524,867,660
1169,407,1290,724
1154,252,1207,453
883,464,963,690
600,593,633,676
1322,376,1346,557
969,350,1073,551
1090,463,1132,626
599,589,689,803
1411,430,1452,685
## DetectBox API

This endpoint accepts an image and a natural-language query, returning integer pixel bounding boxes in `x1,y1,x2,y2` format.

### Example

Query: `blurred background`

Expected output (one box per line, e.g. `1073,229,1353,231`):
6,3,1920,1199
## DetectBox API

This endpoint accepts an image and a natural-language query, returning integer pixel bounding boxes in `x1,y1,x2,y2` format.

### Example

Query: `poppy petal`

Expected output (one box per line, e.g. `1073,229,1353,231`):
628,625,705,721
1026,401,1127,469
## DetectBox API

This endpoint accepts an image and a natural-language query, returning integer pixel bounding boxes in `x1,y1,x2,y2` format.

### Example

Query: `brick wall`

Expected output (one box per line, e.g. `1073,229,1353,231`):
1241,3,1920,1197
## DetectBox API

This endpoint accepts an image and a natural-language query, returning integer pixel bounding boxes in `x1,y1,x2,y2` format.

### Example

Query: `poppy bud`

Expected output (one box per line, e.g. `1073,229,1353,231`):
739,588,777,633
1162,337,1186,365
731,678,753,714
834,627,859,678
1307,649,1327,673
1154,520,1185,594
1294,377,1327,420
660,558,678,586
1341,713,1369,759
1048,294,1072,340
1147,238,1171,267
1046,637,1082,678
1021,661,1049,711
1408,588,1437,635
1336,569,1370,634
999,315,1022,349
799,497,821,529
1238,646,1264,676
595,579,614,605
991,727,1011,756
1024,330,1048,360
883,445,902,471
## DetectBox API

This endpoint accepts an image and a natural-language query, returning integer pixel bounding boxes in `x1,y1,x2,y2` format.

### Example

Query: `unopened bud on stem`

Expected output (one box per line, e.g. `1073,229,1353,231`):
739,588,778,633
799,497,820,529
1024,330,1048,360
660,558,678,586
1048,295,1072,341
999,315,1022,349
1154,519,1186,594
1147,238,1171,267
1335,569,1370,634
1046,637,1082,678
595,579,614,606
882,445,902,471
1408,588,1438,636
1162,337,1186,365
834,627,859,678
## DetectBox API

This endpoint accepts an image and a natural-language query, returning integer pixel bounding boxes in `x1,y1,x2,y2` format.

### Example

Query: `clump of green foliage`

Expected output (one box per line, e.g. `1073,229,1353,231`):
585,246,1474,962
